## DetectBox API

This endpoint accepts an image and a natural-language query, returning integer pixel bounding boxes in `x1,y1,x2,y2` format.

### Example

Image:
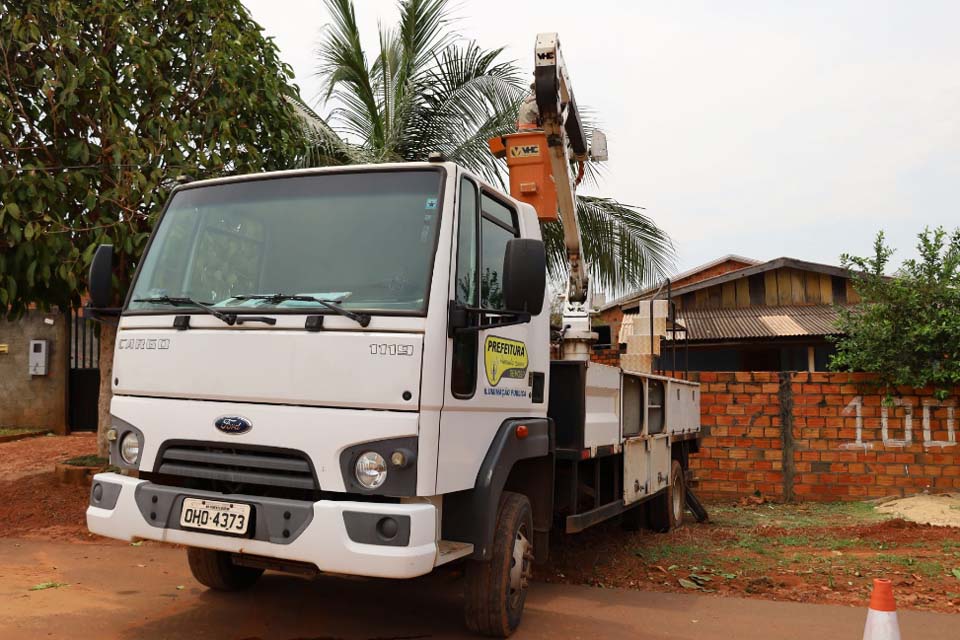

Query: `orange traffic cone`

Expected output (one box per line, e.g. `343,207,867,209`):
862,578,901,640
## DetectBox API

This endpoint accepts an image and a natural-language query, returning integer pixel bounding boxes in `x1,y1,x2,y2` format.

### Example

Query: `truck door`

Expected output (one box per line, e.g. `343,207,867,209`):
436,176,546,494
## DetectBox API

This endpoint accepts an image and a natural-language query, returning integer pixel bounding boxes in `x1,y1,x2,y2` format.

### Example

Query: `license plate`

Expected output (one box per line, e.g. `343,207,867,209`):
179,498,251,535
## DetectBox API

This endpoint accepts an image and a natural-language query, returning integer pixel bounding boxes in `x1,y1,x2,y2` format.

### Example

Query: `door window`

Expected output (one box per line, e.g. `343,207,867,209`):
451,179,479,397
450,186,520,398
455,180,479,306
480,193,519,310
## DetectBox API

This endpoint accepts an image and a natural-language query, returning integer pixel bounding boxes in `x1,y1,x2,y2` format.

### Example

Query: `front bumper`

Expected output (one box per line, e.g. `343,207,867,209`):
86,473,438,579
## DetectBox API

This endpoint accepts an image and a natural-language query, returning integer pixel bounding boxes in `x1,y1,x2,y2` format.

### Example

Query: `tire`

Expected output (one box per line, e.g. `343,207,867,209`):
647,459,686,533
464,492,534,637
187,547,263,591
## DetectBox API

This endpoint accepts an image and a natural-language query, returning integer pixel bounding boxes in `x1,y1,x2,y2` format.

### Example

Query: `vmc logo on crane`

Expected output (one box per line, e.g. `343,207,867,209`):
509,144,541,158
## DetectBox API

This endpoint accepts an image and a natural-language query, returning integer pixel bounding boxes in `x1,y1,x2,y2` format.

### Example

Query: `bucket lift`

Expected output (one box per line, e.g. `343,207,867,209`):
489,33,608,361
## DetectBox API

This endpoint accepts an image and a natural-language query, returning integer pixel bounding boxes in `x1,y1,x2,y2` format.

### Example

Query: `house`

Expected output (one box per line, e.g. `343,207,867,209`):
0,307,100,434
595,256,860,372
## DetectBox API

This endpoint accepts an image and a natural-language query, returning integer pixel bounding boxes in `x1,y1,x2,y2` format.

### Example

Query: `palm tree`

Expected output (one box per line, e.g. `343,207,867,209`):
306,0,675,294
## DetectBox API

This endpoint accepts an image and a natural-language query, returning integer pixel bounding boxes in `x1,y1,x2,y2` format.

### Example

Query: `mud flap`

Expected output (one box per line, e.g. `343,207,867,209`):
686,487,709,523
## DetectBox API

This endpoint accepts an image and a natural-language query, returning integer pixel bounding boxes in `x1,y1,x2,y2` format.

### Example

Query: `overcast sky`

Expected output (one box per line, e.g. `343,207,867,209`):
243,0,959,275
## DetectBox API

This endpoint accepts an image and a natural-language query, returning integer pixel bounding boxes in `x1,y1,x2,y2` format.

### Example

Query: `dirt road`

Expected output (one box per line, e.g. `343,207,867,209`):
1,539,955,640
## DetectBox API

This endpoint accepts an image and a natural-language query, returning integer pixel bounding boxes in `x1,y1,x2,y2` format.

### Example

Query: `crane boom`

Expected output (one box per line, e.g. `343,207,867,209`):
533,32,590,305
488,32,607,360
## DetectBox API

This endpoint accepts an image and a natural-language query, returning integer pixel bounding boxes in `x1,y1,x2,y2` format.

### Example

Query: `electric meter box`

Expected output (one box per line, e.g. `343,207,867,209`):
29,340,49,376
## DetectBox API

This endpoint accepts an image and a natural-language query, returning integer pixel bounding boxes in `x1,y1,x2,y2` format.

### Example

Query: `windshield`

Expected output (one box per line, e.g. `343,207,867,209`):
127,170,444,314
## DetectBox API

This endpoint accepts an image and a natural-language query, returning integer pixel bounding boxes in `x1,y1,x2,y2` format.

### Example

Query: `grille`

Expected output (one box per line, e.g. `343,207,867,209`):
155,443,317,491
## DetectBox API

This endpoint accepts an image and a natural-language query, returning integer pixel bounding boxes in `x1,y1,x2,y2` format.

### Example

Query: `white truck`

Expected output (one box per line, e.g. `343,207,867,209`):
85,34,702,637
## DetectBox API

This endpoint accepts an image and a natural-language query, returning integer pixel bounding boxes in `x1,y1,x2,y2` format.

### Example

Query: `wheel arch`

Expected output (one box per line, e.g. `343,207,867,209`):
441,417,554,562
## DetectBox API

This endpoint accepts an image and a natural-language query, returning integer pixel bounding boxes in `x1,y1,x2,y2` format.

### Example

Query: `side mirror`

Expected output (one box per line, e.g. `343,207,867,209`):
88,244,114,309
503,238,546,314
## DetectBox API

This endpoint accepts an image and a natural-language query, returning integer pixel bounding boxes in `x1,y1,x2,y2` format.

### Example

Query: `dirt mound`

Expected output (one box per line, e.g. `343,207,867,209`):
821,517,959,548
0,434,101,541
0,471,94,540
0,433,97,481
876,494,960,527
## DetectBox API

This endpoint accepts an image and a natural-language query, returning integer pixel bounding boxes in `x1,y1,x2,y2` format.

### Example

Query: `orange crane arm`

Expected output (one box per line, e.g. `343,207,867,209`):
489,33,606,306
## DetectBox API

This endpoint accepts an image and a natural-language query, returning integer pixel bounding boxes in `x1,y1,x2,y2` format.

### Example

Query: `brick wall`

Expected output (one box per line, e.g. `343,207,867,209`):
690,371,960,501
590,346,621,367
594,306,624,346
0,310,69,433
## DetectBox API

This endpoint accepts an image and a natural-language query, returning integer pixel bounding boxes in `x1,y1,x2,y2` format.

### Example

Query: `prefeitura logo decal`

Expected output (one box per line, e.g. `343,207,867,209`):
484,335,528,386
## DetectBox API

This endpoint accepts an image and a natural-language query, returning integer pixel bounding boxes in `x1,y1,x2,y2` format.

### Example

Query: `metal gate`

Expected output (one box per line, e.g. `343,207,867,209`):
69,308,100,431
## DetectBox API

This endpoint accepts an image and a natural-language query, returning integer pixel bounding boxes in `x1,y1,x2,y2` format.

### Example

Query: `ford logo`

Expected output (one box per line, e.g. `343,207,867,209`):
214,416,252,435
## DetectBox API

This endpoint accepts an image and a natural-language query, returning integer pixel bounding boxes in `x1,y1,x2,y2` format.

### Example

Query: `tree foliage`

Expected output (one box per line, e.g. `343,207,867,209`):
315,0,522,183
0,0,309,314
830,227,960,399
312,0,675,292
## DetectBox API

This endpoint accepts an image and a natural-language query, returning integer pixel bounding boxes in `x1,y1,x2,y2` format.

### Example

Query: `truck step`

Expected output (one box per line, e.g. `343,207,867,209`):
565,500,624,534
436,540,474,566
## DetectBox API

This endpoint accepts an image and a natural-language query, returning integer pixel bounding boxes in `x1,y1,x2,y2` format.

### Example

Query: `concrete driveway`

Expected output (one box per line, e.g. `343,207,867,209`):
1,539,954,639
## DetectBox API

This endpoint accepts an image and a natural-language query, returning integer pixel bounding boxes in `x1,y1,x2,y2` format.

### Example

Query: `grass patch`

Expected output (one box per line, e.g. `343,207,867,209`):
917,561,946,578
767,533,868,553
62,454,108,467
821,537,861,551
735,534,773,555
778,502,888,528
709,501,889,531
633,542,702,564
0,427,48,437
786,552,817,565
875,555,945,577
29,582,68,591
715,555,764,576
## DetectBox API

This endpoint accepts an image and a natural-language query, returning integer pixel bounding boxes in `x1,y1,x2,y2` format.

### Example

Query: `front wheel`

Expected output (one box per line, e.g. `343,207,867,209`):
464,492,534,637
187,547,263,591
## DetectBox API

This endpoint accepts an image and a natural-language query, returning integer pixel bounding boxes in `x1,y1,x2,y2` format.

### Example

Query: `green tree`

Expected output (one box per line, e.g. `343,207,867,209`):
0,1,310,450
310,0,675,293
830,227,960,399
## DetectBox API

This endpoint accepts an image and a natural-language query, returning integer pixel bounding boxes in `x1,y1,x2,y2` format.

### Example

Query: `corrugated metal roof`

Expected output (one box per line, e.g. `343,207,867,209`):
667,305,851,341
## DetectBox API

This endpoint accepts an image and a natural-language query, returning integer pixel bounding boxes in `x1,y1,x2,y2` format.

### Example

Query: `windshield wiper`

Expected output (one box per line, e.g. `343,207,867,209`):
133,295,238,326
228,293,371,327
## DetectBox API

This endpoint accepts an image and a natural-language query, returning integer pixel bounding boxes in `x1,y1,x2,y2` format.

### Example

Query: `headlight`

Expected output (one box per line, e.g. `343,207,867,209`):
355,451,387,489
119,431,141,465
